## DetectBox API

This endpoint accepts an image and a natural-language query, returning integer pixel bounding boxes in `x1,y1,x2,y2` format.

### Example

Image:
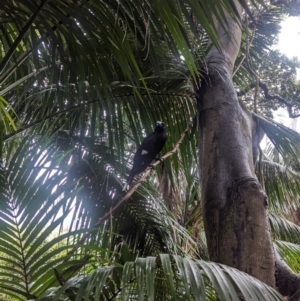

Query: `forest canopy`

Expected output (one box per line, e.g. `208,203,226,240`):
1,0,300,300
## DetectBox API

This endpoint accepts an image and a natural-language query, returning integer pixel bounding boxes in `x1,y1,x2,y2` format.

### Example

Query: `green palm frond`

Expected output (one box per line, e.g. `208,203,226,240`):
0,0,242,96
270,214,300,244
254,113,300,166
35,254,283,301
257,160,300,212
275,241,300,273
0,138,101,299
0,130,202,299
1,1,298,300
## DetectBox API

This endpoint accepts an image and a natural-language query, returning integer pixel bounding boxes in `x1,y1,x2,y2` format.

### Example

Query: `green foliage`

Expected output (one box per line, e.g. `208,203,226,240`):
270,214,300,244
36,254,283,301
234,4,300,117
0,0,300,300
275,241,300,273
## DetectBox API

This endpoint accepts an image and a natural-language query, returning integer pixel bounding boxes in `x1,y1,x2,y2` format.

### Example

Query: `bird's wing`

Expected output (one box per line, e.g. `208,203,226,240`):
130,133,158,173
135,132,158,157
126,129,167,186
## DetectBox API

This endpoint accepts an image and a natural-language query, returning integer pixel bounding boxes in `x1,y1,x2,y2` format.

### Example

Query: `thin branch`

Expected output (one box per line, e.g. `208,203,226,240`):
234,9,300,117
257,143,264,190
64,121,193,260
254,75,259,113
259,81,300,118
244,14,259,113
0,0,49,74
233,16,257,78
238,81,300,118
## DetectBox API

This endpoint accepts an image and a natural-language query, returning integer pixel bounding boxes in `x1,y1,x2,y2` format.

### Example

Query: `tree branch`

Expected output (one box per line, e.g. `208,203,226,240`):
244,14,260,113
64,121,193,260
275,248,300,299
258,81,300,118
238,80,300,118
232,17,257,77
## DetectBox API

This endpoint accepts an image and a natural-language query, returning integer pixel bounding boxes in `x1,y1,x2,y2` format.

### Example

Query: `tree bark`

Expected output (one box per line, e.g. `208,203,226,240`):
275,249,300,299
197,1,276,287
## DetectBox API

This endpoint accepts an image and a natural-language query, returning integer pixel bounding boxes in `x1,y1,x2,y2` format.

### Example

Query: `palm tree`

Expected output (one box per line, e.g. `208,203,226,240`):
1,0,300,300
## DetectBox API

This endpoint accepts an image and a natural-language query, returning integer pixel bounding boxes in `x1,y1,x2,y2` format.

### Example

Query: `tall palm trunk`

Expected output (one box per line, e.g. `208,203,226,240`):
196,2,275,286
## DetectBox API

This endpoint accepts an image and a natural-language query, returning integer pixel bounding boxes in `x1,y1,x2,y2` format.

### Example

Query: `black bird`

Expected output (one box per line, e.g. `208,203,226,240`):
123,121,168,190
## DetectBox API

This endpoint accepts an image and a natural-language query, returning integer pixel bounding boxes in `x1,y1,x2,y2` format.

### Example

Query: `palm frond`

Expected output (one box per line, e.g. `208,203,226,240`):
270,214,300,244
37,254,284,301
257,159,300,212
0,138,101,299
0,128,203,299
254,113,300,166
0,0,245,97
275,241,300,273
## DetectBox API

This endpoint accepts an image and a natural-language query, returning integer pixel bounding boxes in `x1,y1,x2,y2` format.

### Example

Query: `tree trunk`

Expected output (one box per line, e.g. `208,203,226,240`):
275,249,300,298
196,2,275,287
